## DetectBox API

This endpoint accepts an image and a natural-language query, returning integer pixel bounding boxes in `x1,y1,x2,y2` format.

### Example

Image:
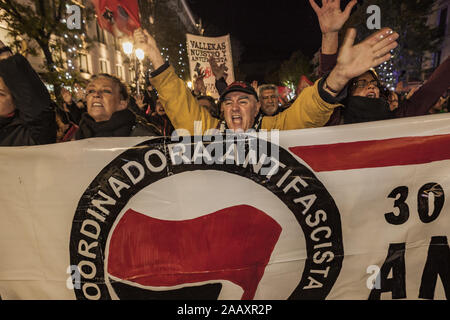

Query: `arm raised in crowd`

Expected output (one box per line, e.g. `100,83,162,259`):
310,0,356,76
324,27,398,98
395,56,450,117
136,26,398,133
263,27,399,130
0,40,56,145
208,55,228,96
134,29,219,134
0,43,52,122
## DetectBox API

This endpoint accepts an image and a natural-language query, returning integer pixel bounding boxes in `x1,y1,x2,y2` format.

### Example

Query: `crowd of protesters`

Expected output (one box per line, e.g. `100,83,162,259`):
0,0,449,147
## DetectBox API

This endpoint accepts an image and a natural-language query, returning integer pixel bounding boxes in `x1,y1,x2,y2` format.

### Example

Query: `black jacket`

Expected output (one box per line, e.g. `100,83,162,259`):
0,54,56,146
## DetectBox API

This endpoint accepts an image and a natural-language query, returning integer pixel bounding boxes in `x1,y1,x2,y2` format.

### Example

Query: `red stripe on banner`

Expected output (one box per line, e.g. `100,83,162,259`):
289,134,450,172
108,205,282,300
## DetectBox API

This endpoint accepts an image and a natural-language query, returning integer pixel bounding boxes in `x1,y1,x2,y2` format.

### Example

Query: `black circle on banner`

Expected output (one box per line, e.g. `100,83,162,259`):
69,136,344,300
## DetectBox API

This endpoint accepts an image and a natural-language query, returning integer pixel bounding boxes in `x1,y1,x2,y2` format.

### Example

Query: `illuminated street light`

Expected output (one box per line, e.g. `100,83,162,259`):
135,48,145,61
122,41,133,55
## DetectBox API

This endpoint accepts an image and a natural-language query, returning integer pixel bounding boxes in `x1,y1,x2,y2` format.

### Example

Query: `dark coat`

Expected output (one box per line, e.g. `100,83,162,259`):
0,54,56,146
74,108,161,140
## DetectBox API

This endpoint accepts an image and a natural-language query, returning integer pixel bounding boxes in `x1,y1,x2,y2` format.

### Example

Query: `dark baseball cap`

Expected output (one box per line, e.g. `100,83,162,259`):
219,81,259,102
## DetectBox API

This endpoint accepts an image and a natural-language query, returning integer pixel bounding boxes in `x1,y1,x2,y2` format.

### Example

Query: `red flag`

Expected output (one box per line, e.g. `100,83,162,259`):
91,0,141,36
296,75,313,95
277,86,291,98
108,205,282,300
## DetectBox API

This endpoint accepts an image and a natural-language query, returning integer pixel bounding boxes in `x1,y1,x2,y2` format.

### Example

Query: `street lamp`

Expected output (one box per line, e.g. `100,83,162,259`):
135,48,145,61
121,41,145,95
122,41,133,55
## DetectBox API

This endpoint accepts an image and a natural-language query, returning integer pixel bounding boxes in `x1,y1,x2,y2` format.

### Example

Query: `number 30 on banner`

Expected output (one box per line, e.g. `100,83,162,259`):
385,183,445,225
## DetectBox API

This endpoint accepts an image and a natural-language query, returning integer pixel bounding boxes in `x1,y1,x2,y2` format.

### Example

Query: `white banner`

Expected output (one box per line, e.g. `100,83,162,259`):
0,114,449,300
186,33,235,98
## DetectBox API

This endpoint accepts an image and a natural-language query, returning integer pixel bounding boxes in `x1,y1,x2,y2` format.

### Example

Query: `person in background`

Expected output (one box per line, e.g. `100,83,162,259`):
147,98,175,136
258,84,281,116
388,91,399,111
197,95,219,119
0,40,56,146
60,84,86,125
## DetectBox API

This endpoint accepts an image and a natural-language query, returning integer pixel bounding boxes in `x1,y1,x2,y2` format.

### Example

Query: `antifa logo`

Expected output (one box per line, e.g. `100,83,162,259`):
69,136,344,300
108,206,281,299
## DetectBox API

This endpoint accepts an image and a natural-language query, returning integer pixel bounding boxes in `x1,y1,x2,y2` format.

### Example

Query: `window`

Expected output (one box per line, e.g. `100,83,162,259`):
100,59,109,73
78,53,89,73
438,7,448,37
96,22,106,44
116,65,123,79
129,69,136,82
113,37,121,51
433,51,442,68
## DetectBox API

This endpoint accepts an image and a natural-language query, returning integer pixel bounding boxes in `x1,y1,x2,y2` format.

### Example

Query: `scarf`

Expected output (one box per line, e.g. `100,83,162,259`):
75,109,136,140
217,113,264,133
343,96,395,124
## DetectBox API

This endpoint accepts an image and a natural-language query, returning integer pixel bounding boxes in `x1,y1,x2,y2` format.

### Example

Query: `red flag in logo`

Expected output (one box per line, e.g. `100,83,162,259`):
91,0,141,36
108,205,282,300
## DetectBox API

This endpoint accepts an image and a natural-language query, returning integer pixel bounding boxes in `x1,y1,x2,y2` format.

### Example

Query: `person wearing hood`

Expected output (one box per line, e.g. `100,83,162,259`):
0,41,56,146
339,69,395,124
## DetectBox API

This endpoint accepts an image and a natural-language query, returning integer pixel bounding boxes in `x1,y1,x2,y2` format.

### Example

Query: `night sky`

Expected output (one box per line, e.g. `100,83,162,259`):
186,0,325,82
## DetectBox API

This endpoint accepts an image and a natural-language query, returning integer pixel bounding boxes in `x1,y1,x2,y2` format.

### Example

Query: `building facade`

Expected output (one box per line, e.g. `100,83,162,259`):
422,0,450,73
0,0,197,92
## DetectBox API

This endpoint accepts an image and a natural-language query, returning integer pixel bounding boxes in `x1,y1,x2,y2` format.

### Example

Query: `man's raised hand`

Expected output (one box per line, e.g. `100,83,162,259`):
133,28,164,69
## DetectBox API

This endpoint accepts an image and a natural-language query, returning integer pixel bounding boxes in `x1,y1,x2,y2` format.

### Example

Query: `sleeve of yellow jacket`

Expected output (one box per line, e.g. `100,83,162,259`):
151,65,341,133
262,79,341,130
151,65,219,135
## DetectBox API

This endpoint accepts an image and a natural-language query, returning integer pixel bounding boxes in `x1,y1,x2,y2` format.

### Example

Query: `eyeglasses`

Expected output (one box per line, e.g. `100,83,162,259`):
261,95,278,100
353,79,379,88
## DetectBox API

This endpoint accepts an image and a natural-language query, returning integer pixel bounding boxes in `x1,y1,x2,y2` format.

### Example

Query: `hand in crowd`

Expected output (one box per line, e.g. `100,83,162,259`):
406,86,420,100
60,87,73,105
0,40,12,60
73,83,85,102
194,74,206,96
135,93,146,110
251,80,258,92
208,56,228,80
326,27,399,94
309,0,357,34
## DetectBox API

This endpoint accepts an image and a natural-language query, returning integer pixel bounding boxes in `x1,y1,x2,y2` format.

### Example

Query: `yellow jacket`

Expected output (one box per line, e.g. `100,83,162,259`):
151,65,341,135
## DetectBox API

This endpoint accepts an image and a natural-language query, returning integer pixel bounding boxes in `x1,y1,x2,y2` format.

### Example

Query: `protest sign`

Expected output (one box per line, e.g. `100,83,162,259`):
186,33,235,98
